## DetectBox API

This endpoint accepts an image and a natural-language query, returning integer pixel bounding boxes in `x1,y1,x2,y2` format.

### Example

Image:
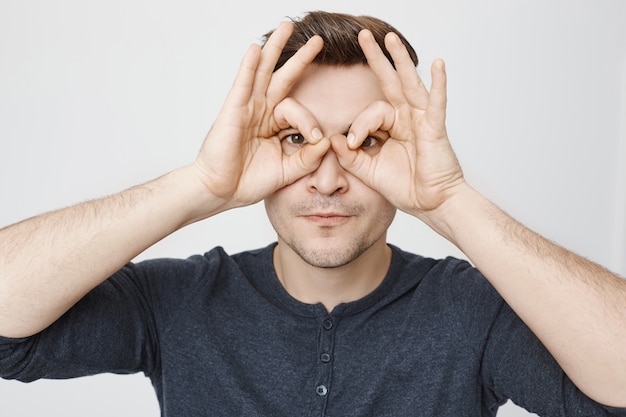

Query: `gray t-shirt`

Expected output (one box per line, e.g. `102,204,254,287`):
1,244,624,416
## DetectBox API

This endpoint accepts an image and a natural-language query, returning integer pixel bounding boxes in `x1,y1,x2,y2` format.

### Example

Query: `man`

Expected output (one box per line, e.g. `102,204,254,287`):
0,11,625,416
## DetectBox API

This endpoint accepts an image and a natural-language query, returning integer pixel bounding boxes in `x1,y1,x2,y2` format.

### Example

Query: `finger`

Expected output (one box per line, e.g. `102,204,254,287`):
358,29,405,106
426,59,447,128
384,32,429,109
330,134,372,184
346,100,395,149
282,138,331,184
266,35,324,106
252,21,294,96
273,98,324,144
221,44,262,109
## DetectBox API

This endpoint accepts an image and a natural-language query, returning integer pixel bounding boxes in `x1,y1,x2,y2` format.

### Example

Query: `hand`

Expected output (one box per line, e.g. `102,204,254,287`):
332,29,465,218
193,22,330,211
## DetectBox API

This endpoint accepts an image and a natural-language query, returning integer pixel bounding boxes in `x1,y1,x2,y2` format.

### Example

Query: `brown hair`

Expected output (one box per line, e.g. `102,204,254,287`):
264,11,419,71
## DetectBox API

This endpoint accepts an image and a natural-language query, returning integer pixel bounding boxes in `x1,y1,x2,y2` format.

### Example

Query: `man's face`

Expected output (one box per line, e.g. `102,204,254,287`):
264,64,396,268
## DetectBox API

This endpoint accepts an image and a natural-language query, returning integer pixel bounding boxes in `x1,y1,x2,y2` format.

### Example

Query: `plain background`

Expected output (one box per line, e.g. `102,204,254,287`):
1,1,625,416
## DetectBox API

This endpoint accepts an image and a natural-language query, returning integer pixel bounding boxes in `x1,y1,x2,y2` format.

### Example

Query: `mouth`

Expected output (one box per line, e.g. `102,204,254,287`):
301,212,352,227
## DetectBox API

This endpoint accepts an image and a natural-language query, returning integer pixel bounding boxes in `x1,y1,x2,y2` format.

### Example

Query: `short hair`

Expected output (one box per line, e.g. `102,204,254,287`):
264,11,419,71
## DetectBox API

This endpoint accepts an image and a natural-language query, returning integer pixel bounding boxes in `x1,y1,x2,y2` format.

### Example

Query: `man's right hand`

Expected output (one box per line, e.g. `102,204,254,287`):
192,22,329,213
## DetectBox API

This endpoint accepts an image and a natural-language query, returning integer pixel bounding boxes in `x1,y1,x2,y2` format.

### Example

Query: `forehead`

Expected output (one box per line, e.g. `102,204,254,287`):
287,64,386,133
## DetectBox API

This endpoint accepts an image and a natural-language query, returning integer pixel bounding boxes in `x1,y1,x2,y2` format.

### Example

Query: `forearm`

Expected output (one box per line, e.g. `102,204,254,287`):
0,165,218,338
422,183,626,407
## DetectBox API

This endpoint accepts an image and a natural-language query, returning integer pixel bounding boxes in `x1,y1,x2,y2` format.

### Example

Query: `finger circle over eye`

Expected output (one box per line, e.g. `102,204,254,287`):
348,100,395,149
273,98,322,144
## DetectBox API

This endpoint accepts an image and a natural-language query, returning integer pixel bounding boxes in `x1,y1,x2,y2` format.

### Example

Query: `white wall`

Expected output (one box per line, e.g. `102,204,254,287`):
1,1,624,416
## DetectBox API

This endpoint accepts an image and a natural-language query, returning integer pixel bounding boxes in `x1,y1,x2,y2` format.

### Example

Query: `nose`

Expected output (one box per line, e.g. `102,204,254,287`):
307,143,349,196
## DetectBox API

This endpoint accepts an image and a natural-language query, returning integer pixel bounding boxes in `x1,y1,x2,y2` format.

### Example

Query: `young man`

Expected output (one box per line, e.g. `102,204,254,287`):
0,11,625,417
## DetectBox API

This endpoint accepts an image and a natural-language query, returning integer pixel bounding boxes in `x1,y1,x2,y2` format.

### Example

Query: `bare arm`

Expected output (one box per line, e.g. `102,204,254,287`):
428,183,626,407
0,167,211,338
336,29,626,407
0,22,328,339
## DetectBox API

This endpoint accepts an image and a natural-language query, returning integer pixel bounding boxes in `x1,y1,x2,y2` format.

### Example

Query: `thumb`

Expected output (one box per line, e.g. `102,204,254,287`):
282,138,331,185
330,134,371,184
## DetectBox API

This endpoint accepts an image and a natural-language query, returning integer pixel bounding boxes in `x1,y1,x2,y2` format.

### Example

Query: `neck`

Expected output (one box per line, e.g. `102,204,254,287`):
273,237,392,313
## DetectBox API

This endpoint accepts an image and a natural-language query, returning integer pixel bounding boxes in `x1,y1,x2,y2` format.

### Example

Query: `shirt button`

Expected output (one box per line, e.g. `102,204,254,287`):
316,385,328,396
320,353,331,363
323,319,333,330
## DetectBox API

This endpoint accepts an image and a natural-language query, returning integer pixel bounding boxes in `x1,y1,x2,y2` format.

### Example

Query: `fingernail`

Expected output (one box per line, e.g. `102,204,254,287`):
347,133,356,147
312,128,323,141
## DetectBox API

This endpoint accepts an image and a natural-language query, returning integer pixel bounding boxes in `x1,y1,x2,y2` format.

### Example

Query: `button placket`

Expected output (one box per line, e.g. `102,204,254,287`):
314,316,336,408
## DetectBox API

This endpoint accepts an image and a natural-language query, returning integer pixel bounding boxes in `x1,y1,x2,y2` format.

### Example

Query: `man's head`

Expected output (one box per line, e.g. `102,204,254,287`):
265,11,418,71
264,12,408,270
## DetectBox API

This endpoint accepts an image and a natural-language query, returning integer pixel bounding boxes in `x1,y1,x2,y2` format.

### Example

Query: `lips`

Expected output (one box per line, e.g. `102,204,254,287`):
290,197,365,227
301,212,352,226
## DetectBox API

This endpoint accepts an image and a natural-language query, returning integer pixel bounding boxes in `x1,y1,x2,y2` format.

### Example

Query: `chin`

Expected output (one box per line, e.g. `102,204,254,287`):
288,239,375,269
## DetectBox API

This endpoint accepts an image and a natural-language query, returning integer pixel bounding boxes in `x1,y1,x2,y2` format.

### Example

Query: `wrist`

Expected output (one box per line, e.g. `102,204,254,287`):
160,164,235,227
416,182,492,246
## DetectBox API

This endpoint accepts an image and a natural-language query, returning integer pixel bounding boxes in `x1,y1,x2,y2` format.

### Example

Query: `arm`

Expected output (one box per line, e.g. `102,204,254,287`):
0,22,328,339
336,29,626,407
0,168,210,338
431,184,626,407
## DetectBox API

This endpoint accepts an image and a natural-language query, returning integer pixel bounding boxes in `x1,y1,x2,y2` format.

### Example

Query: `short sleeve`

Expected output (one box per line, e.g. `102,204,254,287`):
481,300,626,416
0,251,219,382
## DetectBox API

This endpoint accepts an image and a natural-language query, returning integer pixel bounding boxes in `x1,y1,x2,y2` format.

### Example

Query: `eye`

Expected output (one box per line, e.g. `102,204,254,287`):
279,131,308,155
360,136,378,149
361,134,388,151
283,133,308,146
355,132,388,154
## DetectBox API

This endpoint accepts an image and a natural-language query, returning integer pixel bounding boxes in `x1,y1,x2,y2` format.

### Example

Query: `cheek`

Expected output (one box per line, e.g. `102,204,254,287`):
379,203,397,228
263,189,293,231
263,196,280,223
368,196,397,229
264,177,306,213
